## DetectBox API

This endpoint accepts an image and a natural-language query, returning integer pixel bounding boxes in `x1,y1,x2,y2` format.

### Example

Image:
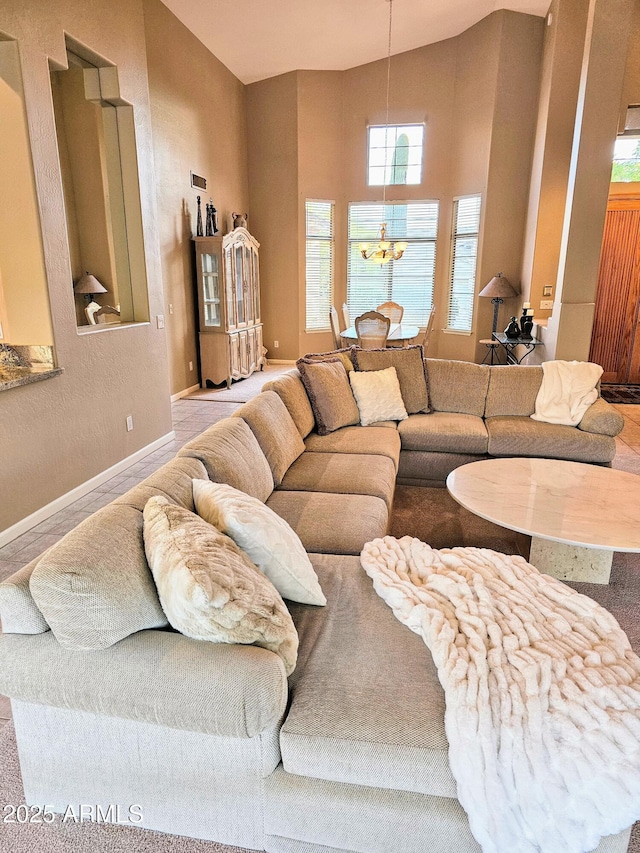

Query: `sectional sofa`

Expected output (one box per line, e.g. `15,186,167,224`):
0,354,629,853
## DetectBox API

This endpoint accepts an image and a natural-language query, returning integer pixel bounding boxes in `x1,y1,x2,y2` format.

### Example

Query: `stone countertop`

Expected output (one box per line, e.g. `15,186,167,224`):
0,364,63,391
0,345,62,392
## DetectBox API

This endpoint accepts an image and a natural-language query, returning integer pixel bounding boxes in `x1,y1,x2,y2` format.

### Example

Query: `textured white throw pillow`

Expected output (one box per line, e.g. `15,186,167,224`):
193,479,326,606
349,366,408,426
143,496,298,675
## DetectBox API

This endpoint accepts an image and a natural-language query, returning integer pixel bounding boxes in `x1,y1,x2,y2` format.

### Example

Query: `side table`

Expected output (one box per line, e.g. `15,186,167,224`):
492,332,543,365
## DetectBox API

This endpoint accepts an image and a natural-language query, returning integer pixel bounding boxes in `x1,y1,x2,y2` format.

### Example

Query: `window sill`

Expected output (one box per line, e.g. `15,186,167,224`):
442,328,473,336
76,321,150,336
0,366,63,392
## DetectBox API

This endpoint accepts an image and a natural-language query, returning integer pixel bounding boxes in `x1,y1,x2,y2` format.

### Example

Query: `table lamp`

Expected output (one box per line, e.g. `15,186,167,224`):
479,273,518,334
74,272,108,306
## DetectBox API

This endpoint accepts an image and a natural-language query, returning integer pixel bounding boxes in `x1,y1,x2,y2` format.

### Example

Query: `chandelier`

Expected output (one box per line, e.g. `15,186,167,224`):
358,0,405,266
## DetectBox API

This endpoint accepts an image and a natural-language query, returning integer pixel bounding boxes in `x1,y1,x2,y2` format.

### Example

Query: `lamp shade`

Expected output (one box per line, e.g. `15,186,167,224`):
74,272,107,296
479,273,518,300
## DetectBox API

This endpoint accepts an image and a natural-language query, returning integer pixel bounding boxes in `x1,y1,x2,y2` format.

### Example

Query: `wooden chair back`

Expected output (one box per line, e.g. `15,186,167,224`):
421,305,436,353
342,302,351,329
354,311,391,349
376,301,404,324
329,306,342,349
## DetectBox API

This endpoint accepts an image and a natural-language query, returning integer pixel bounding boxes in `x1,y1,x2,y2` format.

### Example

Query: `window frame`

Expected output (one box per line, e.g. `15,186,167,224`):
346,199,438,329
367,123,425,187
304,198,335,333
445,194,482,334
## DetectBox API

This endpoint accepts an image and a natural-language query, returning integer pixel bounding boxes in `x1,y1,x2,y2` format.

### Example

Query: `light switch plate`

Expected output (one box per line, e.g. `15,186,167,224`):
540,300,553,310
543,286,553,297
156,314,165,329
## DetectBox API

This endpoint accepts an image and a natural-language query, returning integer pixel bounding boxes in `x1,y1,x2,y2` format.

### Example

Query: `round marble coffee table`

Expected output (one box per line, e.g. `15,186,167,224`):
446,457,640,584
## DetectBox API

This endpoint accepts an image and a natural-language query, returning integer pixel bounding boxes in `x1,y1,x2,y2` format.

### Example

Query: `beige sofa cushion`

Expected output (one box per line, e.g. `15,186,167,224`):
266,491,389,556
29,504,168,650
426,359,489,417
113,456,208,512
262,369,316,439
178,418,274,502
193,479,326,606
399,413,489,454
486,416,616,464
304,425,401,471
143,497,298,675
351,346,429,414
578,397,625,437
302,347,356,372
484,365,543,418
281,554,455,798
279,452,397,510
0,557,50,635
234,391,305,486
297,359,360,435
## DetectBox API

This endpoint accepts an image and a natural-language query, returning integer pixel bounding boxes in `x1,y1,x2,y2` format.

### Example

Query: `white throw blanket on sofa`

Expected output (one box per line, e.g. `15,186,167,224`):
360,536,640,853
531,360,603,426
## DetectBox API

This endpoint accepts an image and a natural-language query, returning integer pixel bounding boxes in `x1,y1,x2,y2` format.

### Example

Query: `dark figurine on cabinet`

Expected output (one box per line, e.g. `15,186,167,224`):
196,195,204,237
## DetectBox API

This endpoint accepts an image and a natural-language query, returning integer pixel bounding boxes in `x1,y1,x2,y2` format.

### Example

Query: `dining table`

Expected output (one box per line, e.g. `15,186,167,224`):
341,323,420,346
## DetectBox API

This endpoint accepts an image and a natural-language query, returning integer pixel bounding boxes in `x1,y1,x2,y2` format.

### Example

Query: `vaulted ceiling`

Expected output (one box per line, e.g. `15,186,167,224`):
160,0,551,85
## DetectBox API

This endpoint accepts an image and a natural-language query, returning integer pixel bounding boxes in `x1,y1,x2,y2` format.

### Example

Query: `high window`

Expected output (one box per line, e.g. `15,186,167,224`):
367,125,424,186
305,200,334,332
347,201,438,327
611,137,640,182
446,195,482,333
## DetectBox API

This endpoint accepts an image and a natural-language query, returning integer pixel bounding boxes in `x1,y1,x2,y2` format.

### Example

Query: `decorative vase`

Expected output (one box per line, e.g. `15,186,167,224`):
521,317,534,339
504,317,521,339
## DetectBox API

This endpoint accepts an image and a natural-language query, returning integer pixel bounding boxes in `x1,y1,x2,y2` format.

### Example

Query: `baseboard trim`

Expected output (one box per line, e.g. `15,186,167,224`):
266,359,296,365
170,383,200,402
0,431,176,547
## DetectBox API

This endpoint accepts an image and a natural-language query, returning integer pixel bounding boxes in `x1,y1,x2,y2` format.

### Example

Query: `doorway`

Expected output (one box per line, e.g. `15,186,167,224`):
589,196,640,384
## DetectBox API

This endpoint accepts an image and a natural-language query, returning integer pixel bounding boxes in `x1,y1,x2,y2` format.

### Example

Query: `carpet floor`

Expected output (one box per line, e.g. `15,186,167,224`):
1,486,639,852
601,384,640,405
185,365,292,403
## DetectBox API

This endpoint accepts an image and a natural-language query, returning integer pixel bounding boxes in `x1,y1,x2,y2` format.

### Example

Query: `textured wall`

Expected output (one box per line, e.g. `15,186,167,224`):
0,0,171,532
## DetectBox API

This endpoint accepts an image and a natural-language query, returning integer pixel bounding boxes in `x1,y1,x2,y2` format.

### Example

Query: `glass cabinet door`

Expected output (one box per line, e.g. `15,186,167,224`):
244,245,254,324
252,248,260,322
235,245,245,325
201,253,220,327
225,247,235,329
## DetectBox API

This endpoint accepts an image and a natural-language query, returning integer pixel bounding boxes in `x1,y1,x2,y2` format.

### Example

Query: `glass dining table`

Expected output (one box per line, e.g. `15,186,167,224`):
341,323,421,346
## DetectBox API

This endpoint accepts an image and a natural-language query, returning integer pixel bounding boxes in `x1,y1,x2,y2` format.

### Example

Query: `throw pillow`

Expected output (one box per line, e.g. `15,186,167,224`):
351,345,430,414
193,479,326,606
143,496,298,675
296,358,360,435
349,367,408,426
302,347,356,372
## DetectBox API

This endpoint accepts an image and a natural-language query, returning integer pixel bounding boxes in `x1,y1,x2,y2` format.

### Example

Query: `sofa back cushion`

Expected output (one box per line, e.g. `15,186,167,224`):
0,557,51,634
485,365,543,418
262,369,316,438
234,391,305,486
113,456,208,512
30,504,168,650
351,345,429,414
178,418,274,502
296,359,360,436
302,347,356,372
425,359,490,417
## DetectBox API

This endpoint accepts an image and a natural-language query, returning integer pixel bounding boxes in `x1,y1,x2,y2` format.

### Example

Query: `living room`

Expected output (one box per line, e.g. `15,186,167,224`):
2,0,640,851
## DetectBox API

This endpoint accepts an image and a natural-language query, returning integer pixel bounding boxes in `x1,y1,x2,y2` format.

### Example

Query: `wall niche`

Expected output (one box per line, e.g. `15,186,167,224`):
51,39,149,329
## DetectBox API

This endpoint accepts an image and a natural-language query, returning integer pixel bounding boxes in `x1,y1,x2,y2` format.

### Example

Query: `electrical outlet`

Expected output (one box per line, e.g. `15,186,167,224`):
126,415,134,432
189,361,193,371
169,304,174,314
274,340,279,348
540,300,554,311
156,314,165,329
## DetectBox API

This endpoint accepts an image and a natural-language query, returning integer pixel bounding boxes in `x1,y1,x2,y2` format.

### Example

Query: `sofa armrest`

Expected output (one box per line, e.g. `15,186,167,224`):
578,397,624,437
0,629,288,738
0,556,50,634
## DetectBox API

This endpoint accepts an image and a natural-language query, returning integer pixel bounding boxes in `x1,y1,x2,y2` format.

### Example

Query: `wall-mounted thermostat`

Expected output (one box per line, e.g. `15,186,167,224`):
190,172,207,191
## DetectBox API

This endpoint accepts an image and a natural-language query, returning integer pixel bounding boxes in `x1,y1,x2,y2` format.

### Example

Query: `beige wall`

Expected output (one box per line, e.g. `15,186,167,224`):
143,0,249,395
0,0,171,533
0,40,53,346
247,11,544,363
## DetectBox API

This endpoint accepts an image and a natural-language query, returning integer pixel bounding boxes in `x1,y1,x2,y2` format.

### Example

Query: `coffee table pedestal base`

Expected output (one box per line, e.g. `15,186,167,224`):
529,537,613,584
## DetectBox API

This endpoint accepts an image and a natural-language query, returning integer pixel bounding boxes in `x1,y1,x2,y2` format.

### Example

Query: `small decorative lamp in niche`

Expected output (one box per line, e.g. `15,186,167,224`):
74,272,108,324
479,272,518,334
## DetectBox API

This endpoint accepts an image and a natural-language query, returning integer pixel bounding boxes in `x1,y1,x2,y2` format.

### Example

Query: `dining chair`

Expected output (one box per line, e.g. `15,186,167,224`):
420,305,436,354
354,311,391,349
376,301,404,324
342,303,351,329
329,306,342,349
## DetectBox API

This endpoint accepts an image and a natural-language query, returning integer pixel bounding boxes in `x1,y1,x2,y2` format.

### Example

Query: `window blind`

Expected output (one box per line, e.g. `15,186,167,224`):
347,201,438,328
305,200,334,332
446,195,481,332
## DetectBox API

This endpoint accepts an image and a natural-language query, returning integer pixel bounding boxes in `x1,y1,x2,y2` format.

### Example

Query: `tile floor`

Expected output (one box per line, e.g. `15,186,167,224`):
1,399,640,730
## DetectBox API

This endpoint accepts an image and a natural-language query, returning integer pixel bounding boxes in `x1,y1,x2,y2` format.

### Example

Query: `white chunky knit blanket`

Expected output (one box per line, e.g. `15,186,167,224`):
360,536,640,853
